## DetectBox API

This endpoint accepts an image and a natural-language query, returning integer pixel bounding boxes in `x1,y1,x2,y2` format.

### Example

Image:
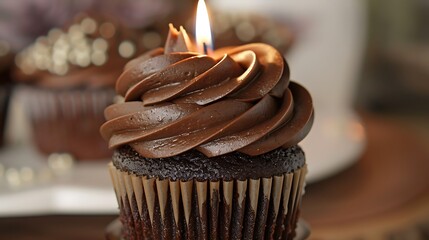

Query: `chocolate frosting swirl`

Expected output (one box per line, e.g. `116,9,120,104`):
101,25,314,158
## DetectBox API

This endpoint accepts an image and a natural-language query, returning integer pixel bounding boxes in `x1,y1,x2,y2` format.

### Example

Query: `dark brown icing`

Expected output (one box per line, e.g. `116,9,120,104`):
101,25,313,158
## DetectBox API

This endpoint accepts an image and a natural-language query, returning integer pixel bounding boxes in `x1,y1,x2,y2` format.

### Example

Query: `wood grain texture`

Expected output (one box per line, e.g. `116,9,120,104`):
0,215,116,240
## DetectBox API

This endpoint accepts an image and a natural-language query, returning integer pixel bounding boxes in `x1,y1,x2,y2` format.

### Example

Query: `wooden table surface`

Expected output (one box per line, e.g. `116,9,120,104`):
0,113,428,240
301,113,429,239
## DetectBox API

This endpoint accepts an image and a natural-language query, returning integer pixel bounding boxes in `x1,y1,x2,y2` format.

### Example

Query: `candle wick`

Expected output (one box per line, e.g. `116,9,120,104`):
203,42,208,55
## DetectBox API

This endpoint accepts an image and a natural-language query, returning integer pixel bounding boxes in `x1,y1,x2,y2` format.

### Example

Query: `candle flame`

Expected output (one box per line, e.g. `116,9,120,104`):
196,0,213,55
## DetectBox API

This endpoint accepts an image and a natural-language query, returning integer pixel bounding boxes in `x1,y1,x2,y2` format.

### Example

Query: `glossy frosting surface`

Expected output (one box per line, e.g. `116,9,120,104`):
101,25,314,158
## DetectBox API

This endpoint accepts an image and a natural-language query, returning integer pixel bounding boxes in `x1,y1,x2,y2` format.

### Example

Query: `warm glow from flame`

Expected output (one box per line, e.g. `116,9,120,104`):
196,0,213,55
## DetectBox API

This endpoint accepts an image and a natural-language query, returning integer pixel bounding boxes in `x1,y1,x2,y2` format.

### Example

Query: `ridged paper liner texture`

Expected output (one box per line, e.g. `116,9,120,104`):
109,162,307,240
18,86,114,121
17,86,115,159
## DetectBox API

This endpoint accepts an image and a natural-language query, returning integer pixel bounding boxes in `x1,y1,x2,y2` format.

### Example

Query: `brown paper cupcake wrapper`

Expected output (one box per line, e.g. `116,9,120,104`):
17,86,115,159
109,163,307,240
18,86,115,121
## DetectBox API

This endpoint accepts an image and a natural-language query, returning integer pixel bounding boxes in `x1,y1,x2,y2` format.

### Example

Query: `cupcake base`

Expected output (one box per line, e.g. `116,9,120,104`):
105,218,310,240
109,161,307,239
18,86,114,160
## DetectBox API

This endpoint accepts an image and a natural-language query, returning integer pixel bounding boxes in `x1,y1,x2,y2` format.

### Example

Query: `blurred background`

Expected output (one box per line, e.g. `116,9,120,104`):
0,0,428,239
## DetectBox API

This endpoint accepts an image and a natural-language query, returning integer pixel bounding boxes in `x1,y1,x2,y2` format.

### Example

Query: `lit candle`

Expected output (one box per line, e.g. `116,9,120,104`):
195,0,213,55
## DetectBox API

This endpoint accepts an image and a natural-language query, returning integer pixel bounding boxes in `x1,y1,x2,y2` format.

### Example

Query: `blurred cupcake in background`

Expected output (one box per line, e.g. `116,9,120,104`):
0,40,13,147
14,13,143,160
0,0,294,53
0,0,173,51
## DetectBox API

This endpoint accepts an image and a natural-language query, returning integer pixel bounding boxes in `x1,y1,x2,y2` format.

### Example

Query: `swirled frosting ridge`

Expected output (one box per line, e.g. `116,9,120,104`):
101,25,313,158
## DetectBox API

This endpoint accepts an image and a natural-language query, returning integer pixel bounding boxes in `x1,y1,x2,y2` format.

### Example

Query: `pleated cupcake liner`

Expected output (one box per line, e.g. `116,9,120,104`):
16,86,115,159
109,162,307,240
17,86,115,121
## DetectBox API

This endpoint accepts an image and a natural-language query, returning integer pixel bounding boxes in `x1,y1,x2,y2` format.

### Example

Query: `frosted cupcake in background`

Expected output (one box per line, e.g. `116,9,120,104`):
14,13,143,160
0,0,173,51
0,0,294,54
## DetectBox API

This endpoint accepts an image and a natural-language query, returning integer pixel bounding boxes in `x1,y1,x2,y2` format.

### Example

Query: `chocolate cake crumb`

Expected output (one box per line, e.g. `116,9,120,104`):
112,145,305,181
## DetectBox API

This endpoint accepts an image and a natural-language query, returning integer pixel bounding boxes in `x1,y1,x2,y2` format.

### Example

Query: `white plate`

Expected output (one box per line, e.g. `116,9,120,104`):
0,146,118,216
303,110,366,183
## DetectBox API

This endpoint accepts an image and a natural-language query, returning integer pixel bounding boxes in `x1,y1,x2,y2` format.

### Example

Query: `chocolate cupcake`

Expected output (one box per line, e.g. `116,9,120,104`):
14,13,143,160
101,25,314,239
